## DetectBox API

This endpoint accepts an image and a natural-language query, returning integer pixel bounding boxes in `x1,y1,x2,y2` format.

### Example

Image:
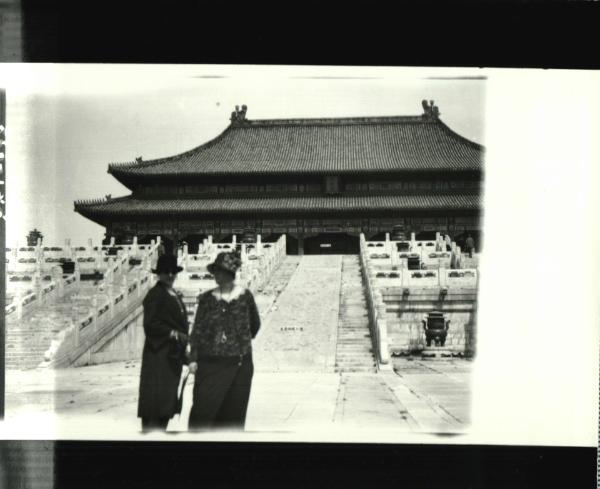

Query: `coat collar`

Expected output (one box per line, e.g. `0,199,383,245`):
156,281,183,297
211,284,246,303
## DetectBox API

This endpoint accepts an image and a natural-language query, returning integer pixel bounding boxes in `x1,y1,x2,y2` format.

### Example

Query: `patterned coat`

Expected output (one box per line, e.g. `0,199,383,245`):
137,281,189,420
190,286,261,360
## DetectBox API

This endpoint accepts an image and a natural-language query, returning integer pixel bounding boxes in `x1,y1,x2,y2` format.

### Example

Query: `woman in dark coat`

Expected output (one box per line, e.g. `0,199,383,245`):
188,251,261,431
137,254,189,432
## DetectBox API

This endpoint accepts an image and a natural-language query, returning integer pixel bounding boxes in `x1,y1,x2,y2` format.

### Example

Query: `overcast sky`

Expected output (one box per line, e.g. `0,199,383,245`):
4,65,486,245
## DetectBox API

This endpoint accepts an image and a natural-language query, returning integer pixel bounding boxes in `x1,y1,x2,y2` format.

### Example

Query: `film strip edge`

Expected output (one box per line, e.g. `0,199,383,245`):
1,88,5,418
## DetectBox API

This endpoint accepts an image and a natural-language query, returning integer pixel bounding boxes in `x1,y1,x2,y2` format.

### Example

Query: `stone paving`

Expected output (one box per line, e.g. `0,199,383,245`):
3,359,472,437
2,255,473,438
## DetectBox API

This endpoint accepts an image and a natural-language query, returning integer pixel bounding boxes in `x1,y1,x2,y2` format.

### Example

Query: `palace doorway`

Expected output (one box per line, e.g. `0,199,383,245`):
303,233,359,255
181,234,208,254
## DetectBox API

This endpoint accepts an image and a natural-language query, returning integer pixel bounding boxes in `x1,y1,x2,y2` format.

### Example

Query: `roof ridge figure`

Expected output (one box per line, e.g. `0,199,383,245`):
421,99,441,119
230,104,248,125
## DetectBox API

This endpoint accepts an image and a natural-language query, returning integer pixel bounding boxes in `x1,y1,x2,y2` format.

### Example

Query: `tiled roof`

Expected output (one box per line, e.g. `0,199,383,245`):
108,115,484,179
75,194,481,219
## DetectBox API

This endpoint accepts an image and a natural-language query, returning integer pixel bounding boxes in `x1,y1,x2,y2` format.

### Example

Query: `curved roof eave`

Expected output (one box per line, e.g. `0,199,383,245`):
106,115,484,182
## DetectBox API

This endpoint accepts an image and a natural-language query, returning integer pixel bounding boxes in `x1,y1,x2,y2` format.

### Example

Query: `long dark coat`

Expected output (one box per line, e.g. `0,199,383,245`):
137,281,189,420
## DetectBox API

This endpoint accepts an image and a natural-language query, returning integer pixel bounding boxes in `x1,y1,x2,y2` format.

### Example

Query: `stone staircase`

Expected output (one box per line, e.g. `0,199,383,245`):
5,267,140,370
6,300,78,369
335,256,377,373
6,331,55,369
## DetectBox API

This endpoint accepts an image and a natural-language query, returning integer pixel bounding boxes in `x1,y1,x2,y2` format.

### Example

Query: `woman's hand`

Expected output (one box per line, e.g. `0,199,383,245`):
188,362,198,375
170,330,188,343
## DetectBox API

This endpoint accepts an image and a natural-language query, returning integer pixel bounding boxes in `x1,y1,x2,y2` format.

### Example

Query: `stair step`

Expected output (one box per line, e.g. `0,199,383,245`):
335,256,377,371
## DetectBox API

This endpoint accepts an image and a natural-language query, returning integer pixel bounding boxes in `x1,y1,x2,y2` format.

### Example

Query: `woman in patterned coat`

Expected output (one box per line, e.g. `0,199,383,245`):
188,251,261,430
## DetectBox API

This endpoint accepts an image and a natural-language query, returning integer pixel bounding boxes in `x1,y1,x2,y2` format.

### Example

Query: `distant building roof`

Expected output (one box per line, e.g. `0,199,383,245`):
75,193,481,223
108,110,483,183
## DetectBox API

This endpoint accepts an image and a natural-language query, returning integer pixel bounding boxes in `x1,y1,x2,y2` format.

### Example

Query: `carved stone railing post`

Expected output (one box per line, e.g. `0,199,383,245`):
92,296,99,333
241,243,247,264
73,318,80,348
107,283,115,319
257,234,262,255
391,247,399,269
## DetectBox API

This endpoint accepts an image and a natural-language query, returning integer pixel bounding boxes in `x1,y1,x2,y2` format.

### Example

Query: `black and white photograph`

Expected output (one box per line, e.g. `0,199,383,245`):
0,65,597,448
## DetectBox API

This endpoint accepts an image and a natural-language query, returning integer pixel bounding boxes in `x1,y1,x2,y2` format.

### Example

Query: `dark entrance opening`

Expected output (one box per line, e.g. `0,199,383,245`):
285,235,298,255
182,234,208,254
262,233,282,244
368,232,387,242
158,235,175,255
453,230,482,252
304,233,359,255
137,235,155,246
415,231,438,241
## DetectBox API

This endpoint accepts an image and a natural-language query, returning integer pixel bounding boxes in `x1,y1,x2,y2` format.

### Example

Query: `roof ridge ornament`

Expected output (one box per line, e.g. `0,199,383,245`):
421,100,441,119
230,104,248,124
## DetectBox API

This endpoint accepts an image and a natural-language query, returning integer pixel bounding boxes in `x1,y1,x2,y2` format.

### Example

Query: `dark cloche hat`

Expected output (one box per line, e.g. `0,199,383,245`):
152,254,184,274
207,251,242,275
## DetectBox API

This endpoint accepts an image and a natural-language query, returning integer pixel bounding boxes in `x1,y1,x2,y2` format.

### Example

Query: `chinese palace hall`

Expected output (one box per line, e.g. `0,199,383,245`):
75,101,484,255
